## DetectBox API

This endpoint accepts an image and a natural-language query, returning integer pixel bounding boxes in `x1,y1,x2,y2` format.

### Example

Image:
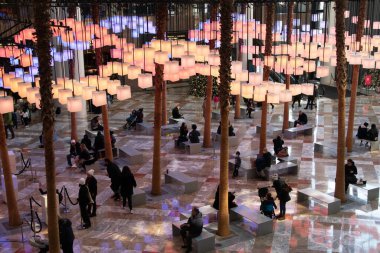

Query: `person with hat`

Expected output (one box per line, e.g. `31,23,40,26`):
85,169,97,217
66,140,81,168
77,178,92,229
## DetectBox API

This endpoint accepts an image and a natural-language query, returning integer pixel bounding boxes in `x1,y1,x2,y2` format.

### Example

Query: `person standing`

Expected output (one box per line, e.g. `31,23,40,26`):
77,178,92,229
180,207,203,252
86,169,97,217
232,151,241,178
345,159,358,193
105,158,121,200
3,112,15,139
120,166,137,213
58,217,75,253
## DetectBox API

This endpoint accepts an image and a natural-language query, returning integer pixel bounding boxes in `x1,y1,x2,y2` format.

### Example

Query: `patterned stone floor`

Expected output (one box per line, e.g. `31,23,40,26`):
0,86,380,253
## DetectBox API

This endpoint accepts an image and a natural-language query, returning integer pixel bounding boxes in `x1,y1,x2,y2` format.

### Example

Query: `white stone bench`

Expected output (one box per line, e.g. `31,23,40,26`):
182,141,202,155
169,117,186,125
212,133,238,147
228,159,255,179
132,188,146,206
172,221,215,253
284,125,313,139
297,188,341,215
348,183,380,202
136,122,153,135
240,106,247,118
161,123,180,135
369,140,379,151
314,142,324,152
255,125,282,137
276,156,299,167
165,171,198,193
212,111,220,120
119,146,143,165
288,120,295,128
180,205,218,220
257,162,298,180
230,205,273,236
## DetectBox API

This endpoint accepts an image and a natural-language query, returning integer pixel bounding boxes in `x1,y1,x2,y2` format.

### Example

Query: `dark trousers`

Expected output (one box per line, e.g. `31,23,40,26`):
87,195,96,215
62,242,74,253
180,225,199,249
111,181,120,199
80,204,91,227
66,154,74,166
122,194,133,210
279,200,286,216
5,125,14,138
233,166,239,177
305,97,315,109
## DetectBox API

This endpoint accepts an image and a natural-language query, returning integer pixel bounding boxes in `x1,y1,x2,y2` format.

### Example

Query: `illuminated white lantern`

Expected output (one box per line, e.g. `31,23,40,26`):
154,51,169,64
67,97,83,112
231,61,243,74
172,44,185,58
127,65,141,79
199,64,210,76
304,60,316,72
210,65,219,77
18,82,32,98
150,40,161,50
301,83,314,95
138,73,153,89
92,91,107,107
58,88,73,105
179,68,190,79
241,83,254,98
253,85,266,102
82,86,96,100
230,81,240,95
249,72,263,85
187,41,197,53
235,70,248,82
26,87,39,104
362,58,375,69
267,92,279,104
117,85,131,100
134,48,144,62
316,66,329,78
289,84,302,95
161,40,172,53
374,52,380,61
349,53,361,65
98,77,108,90
52,85,59,99
181,55,195,68
376,61,380,69
164,61,180,74
330,56,337,67
10,77,23,92
208,54,220,66
279,90,293,102
294,67,304,76
196,45,210,58
0,96,14,114
107,80,120,95
264,55,275,67
73,81,84,96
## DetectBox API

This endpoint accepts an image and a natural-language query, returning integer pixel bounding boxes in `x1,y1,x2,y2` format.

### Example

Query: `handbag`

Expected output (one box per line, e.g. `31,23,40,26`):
86,186,94,204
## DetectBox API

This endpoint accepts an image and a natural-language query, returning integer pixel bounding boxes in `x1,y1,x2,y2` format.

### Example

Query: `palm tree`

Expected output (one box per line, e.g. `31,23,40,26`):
334,0,348,202
217,0,233,237
259,3,274,154
0,115,21,227
282,1,294,132
33,0,60,251
151,1,167,195
203,3,218,148
346,0,367,152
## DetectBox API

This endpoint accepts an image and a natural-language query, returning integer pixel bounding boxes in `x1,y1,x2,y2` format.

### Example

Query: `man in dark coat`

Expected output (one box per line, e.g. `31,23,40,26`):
172,104,183,119
294,110,308,127
59,217,75,253
93,131,105,159
66,140,81,167
180,207,203,252
105,158,121,200
120,166,137,213
272,175,291,220
77,178,91,229
86,169,97,217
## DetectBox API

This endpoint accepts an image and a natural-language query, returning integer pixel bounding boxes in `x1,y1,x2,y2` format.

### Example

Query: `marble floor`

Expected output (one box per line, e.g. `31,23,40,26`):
0,86,380,253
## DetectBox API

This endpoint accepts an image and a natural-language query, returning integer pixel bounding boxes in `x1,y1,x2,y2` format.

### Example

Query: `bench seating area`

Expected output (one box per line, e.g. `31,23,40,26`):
165,171,198,193
255,125,282,137
276,156,299,166
136,122,154,134
212,133,238,147
169,117,186,125
297,188,341,215
256,162,298,180
212,111,221,120
228,159,255,179
180,205,218,221
230,205,273,236
132,188,146,206
348,183,380,202
172,221,215,253
358,139,379,151
119,146,143,165
182,141,202,154
284,125,313,139
98,147,118,159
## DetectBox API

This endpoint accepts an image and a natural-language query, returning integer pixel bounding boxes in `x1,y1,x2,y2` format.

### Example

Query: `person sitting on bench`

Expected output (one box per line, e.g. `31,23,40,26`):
217,121,235,136
273,135,288,157
188,124,200,143
177,122,189,146
81,134,92,151
180,207,203,253
66,140,81,168
212,185,237,210
90,116,103,131
294,110,308,127
135,108,144,123
172,104,183,119
345,159,358,193
366,124,378,142
255,148,272,179
356,122,369,146
75,144,91,172
260,192,277,219
93,131,105,158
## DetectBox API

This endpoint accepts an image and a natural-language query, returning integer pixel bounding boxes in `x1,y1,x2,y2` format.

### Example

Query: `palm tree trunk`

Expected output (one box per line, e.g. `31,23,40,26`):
217,0,233,237
161,82,167,125
259,3,274,154
203,3,218,148
68,5,77,142
334,0,348,202
151,1,167,195
282,1,294,132
92,4,113,161
346,0,367,152
0,115,21,227
234,95,241,119
34,0,60,251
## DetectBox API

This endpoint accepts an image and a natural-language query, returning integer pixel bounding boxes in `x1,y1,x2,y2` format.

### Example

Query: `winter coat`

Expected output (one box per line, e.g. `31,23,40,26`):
187,212,203,236
120,173,137,197
86,176,97,196
78,185,91,207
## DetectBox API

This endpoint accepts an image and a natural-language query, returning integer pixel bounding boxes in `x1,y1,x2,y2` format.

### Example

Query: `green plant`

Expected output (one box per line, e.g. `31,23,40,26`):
188,74,219,97
361,69,380,88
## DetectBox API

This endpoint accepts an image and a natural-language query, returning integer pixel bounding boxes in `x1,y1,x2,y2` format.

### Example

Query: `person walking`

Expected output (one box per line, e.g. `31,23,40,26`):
77,178,92,229
85,169,97,217
59,217,75,253
3,112,15,139
120,166,137,213
105,158,121,200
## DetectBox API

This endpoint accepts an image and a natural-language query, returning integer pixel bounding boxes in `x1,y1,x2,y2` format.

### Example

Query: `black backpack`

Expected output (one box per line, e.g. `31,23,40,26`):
55,107,61,115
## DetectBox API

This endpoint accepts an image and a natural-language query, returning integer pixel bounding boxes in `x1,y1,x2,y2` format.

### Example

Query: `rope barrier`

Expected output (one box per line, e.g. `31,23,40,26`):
64,187,78,205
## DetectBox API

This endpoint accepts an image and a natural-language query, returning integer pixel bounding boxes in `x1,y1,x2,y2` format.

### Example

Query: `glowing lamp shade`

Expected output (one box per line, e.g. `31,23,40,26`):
316,66,329,78
241,83,254,98
289,84,302,96
107,80,121,95
20,54,32,67
2,73,15,89
67,97,83,112
374,52,380,61
267,92,279,104
26,87,39,104
117,85,131,101
0,96,14,114
82,86,96,100
172,44,185,58
230,81,240,95
58,88,73,105
134,48,144,62
330,56,337,67
349,54,361,65
301,83,314,96
304,60,316,72
279,90,293,102
167,73,180,82
98,77,109,90
264,56,275,67
231,61,243,74
376,61,380,69
249,72,263,85
164,61,180,74
92,91,107,107
196,45,210,58
128,65,141,79
161,40,172,53
10,77,23,92
294,67,304,76
181,55,195,68
208,54,220,66
179,68,190,79
18,82,32,98
154,51,169,64
253,85,266,102
73,81,84,96
210,66,219,77
362,58,375,69
236,70,248,82
138,73,153,89
199,64,210,76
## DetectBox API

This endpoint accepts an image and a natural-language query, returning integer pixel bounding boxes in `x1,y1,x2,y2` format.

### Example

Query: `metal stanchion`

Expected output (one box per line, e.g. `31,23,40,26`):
63,186,70,213
211,135,217,160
